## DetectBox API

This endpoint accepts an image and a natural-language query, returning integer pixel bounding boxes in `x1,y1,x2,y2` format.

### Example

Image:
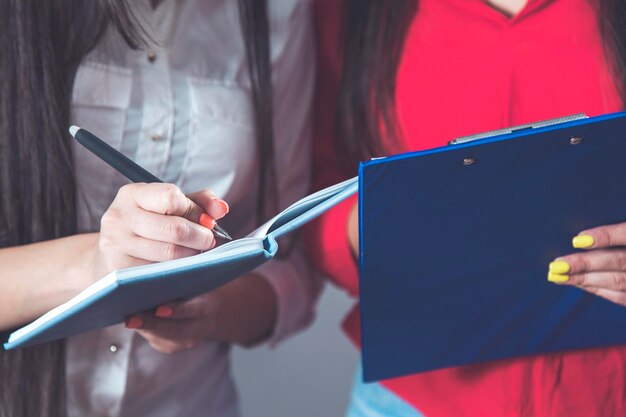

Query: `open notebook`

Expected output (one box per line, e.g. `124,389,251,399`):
5,177,357,349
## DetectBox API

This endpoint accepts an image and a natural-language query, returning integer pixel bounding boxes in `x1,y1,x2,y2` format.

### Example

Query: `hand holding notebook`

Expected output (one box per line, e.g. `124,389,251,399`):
4,175,358,349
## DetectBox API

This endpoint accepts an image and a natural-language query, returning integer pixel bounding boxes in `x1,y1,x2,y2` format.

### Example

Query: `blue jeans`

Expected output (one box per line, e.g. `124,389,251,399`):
346,367,426,417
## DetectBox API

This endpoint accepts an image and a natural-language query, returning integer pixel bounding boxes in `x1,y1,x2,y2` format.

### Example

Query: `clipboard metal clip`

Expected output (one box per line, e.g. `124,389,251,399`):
449,113,588,145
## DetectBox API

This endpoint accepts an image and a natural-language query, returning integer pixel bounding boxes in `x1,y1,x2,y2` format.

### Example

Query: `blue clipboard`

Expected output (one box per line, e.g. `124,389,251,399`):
359,111,626,382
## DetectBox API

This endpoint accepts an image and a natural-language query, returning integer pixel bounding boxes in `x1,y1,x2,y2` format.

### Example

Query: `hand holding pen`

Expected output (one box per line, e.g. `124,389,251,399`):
69,126,232,279
70,126,232,241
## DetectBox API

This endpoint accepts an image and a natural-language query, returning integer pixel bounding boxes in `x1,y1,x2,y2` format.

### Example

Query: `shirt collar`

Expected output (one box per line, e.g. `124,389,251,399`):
442,0,557,25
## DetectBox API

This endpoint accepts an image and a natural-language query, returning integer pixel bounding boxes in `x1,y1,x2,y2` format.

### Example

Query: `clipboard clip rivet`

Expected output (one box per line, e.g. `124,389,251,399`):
463,157,476,166
570,137,583,145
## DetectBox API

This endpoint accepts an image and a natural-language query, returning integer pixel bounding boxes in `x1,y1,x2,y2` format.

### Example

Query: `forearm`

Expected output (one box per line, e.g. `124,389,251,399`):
213,273,277,346
348,201,359,257
0,233,97,330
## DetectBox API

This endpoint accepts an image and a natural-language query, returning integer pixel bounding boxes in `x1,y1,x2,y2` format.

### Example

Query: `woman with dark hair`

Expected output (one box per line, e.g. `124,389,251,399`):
0,1,318,416
309,0,626,415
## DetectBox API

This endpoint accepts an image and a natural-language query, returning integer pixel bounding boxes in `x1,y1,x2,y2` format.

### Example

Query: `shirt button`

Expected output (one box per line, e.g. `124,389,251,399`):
147,51,157,62
150,133,162,142
109,344,119,353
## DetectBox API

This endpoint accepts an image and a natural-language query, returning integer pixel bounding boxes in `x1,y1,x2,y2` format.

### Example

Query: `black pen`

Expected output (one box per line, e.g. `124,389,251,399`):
69,126,232,241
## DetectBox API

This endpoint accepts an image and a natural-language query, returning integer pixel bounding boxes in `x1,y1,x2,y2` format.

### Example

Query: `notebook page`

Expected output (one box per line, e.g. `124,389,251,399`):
246,177,358,239
116,237,264,282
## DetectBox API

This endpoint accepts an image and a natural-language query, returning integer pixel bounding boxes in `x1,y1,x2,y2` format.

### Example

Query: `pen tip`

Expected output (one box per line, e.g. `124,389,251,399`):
69,125,80,137
213,224,232,241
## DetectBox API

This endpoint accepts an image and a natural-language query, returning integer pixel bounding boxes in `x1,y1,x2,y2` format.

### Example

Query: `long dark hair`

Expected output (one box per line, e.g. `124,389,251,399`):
0,1,273,416
336,0,626,172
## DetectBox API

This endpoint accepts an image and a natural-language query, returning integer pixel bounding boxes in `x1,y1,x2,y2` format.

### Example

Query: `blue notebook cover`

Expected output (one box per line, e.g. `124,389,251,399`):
5,177,358,350
359,112,626,382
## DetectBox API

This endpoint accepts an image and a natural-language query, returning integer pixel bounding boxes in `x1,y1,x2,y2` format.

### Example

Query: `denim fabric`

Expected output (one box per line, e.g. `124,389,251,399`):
346,367,426,417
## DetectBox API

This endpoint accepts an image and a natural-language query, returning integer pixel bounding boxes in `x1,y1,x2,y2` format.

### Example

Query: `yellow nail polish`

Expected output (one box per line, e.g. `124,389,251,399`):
572,235,595,249
548,273,570,283
549,260,570,274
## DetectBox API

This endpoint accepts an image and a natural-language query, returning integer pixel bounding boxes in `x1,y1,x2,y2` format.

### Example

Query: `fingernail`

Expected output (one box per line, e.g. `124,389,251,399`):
199,213,215,229
549,260,570,274
155,305,173,318
218,200,229,215
548,272,570,283
126,317,143,329
573,235,595,249
212,198,230,216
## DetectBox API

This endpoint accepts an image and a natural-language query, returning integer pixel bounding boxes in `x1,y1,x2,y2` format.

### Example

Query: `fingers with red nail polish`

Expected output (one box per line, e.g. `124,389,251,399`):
126,317,144,329
155,305,173,318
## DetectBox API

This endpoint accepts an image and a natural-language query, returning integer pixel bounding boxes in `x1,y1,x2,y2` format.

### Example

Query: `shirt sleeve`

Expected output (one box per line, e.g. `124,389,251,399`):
252,1,323,346
304,0,360,298
253,245,322,346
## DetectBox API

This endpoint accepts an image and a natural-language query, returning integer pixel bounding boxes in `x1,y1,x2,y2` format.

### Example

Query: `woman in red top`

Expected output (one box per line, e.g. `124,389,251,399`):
309,0,626,416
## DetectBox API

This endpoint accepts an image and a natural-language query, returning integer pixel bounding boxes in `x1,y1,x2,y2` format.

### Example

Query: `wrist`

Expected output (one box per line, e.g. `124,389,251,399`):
68,233,99,292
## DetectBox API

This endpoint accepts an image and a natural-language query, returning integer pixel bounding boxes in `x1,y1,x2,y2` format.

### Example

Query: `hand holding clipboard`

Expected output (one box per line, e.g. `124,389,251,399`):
359,111,626,381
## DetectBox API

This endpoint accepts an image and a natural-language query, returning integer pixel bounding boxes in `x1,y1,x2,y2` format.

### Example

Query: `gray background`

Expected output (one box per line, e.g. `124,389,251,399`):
232,285,358,417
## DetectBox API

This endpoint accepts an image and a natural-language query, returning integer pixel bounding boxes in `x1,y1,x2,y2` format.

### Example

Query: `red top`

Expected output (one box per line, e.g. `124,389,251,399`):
308,0,626,415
